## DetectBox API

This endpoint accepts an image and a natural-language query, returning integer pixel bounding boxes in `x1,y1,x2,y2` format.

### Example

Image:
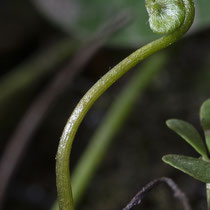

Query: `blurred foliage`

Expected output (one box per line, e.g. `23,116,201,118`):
0,1,210,210
32,0,210,46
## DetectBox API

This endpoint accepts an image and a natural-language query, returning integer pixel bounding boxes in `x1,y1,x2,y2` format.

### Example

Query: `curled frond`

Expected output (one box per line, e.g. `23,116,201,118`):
145,0,186,34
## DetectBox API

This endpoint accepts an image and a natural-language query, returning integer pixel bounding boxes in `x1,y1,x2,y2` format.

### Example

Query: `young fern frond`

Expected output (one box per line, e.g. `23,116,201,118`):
56,0,195,209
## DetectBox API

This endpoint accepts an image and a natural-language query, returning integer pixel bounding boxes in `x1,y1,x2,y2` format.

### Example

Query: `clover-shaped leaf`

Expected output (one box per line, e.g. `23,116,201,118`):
166,119,208,159
200,98,210,152
163,154,210,183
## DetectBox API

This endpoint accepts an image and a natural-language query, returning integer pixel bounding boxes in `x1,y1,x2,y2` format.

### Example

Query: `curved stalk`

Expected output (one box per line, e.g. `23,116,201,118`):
52,52,167,210
56,0,195,209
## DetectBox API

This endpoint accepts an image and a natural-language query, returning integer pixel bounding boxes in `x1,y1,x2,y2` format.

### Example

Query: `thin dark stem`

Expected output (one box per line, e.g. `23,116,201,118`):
0,12,131,209
123,177,191,210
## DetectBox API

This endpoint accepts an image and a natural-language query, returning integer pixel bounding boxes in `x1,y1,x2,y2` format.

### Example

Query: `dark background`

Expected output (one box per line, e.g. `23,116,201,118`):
0,1,210,210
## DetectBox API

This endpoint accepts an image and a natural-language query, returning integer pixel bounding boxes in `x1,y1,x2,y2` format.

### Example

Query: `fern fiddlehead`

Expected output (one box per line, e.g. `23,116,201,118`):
56,0,195,209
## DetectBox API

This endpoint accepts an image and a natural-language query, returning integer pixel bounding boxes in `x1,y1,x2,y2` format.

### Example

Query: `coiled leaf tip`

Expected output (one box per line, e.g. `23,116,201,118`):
145,0,186,34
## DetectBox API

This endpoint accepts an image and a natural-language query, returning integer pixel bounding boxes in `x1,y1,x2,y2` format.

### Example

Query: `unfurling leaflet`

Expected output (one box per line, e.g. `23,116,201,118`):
56,0,195,210
145,0,186,34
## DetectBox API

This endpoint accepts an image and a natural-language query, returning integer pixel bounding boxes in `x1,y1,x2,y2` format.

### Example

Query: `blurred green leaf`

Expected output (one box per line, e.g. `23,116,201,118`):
200,98,210,152
166,119,208,159
32,0,79,32
162,154,210,183
32,0,210,46
0,39,76,110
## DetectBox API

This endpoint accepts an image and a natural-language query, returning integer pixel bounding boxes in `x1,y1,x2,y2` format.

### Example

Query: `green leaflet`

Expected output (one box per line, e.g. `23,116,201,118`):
166,119,208,159
200,99,210,152
163,154,210,183
145,0,185,34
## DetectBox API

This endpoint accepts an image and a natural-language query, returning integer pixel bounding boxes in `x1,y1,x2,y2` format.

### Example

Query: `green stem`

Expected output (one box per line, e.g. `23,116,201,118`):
56,0,195,209
207,183,210,210
52,52,167,210
71,53,167,205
